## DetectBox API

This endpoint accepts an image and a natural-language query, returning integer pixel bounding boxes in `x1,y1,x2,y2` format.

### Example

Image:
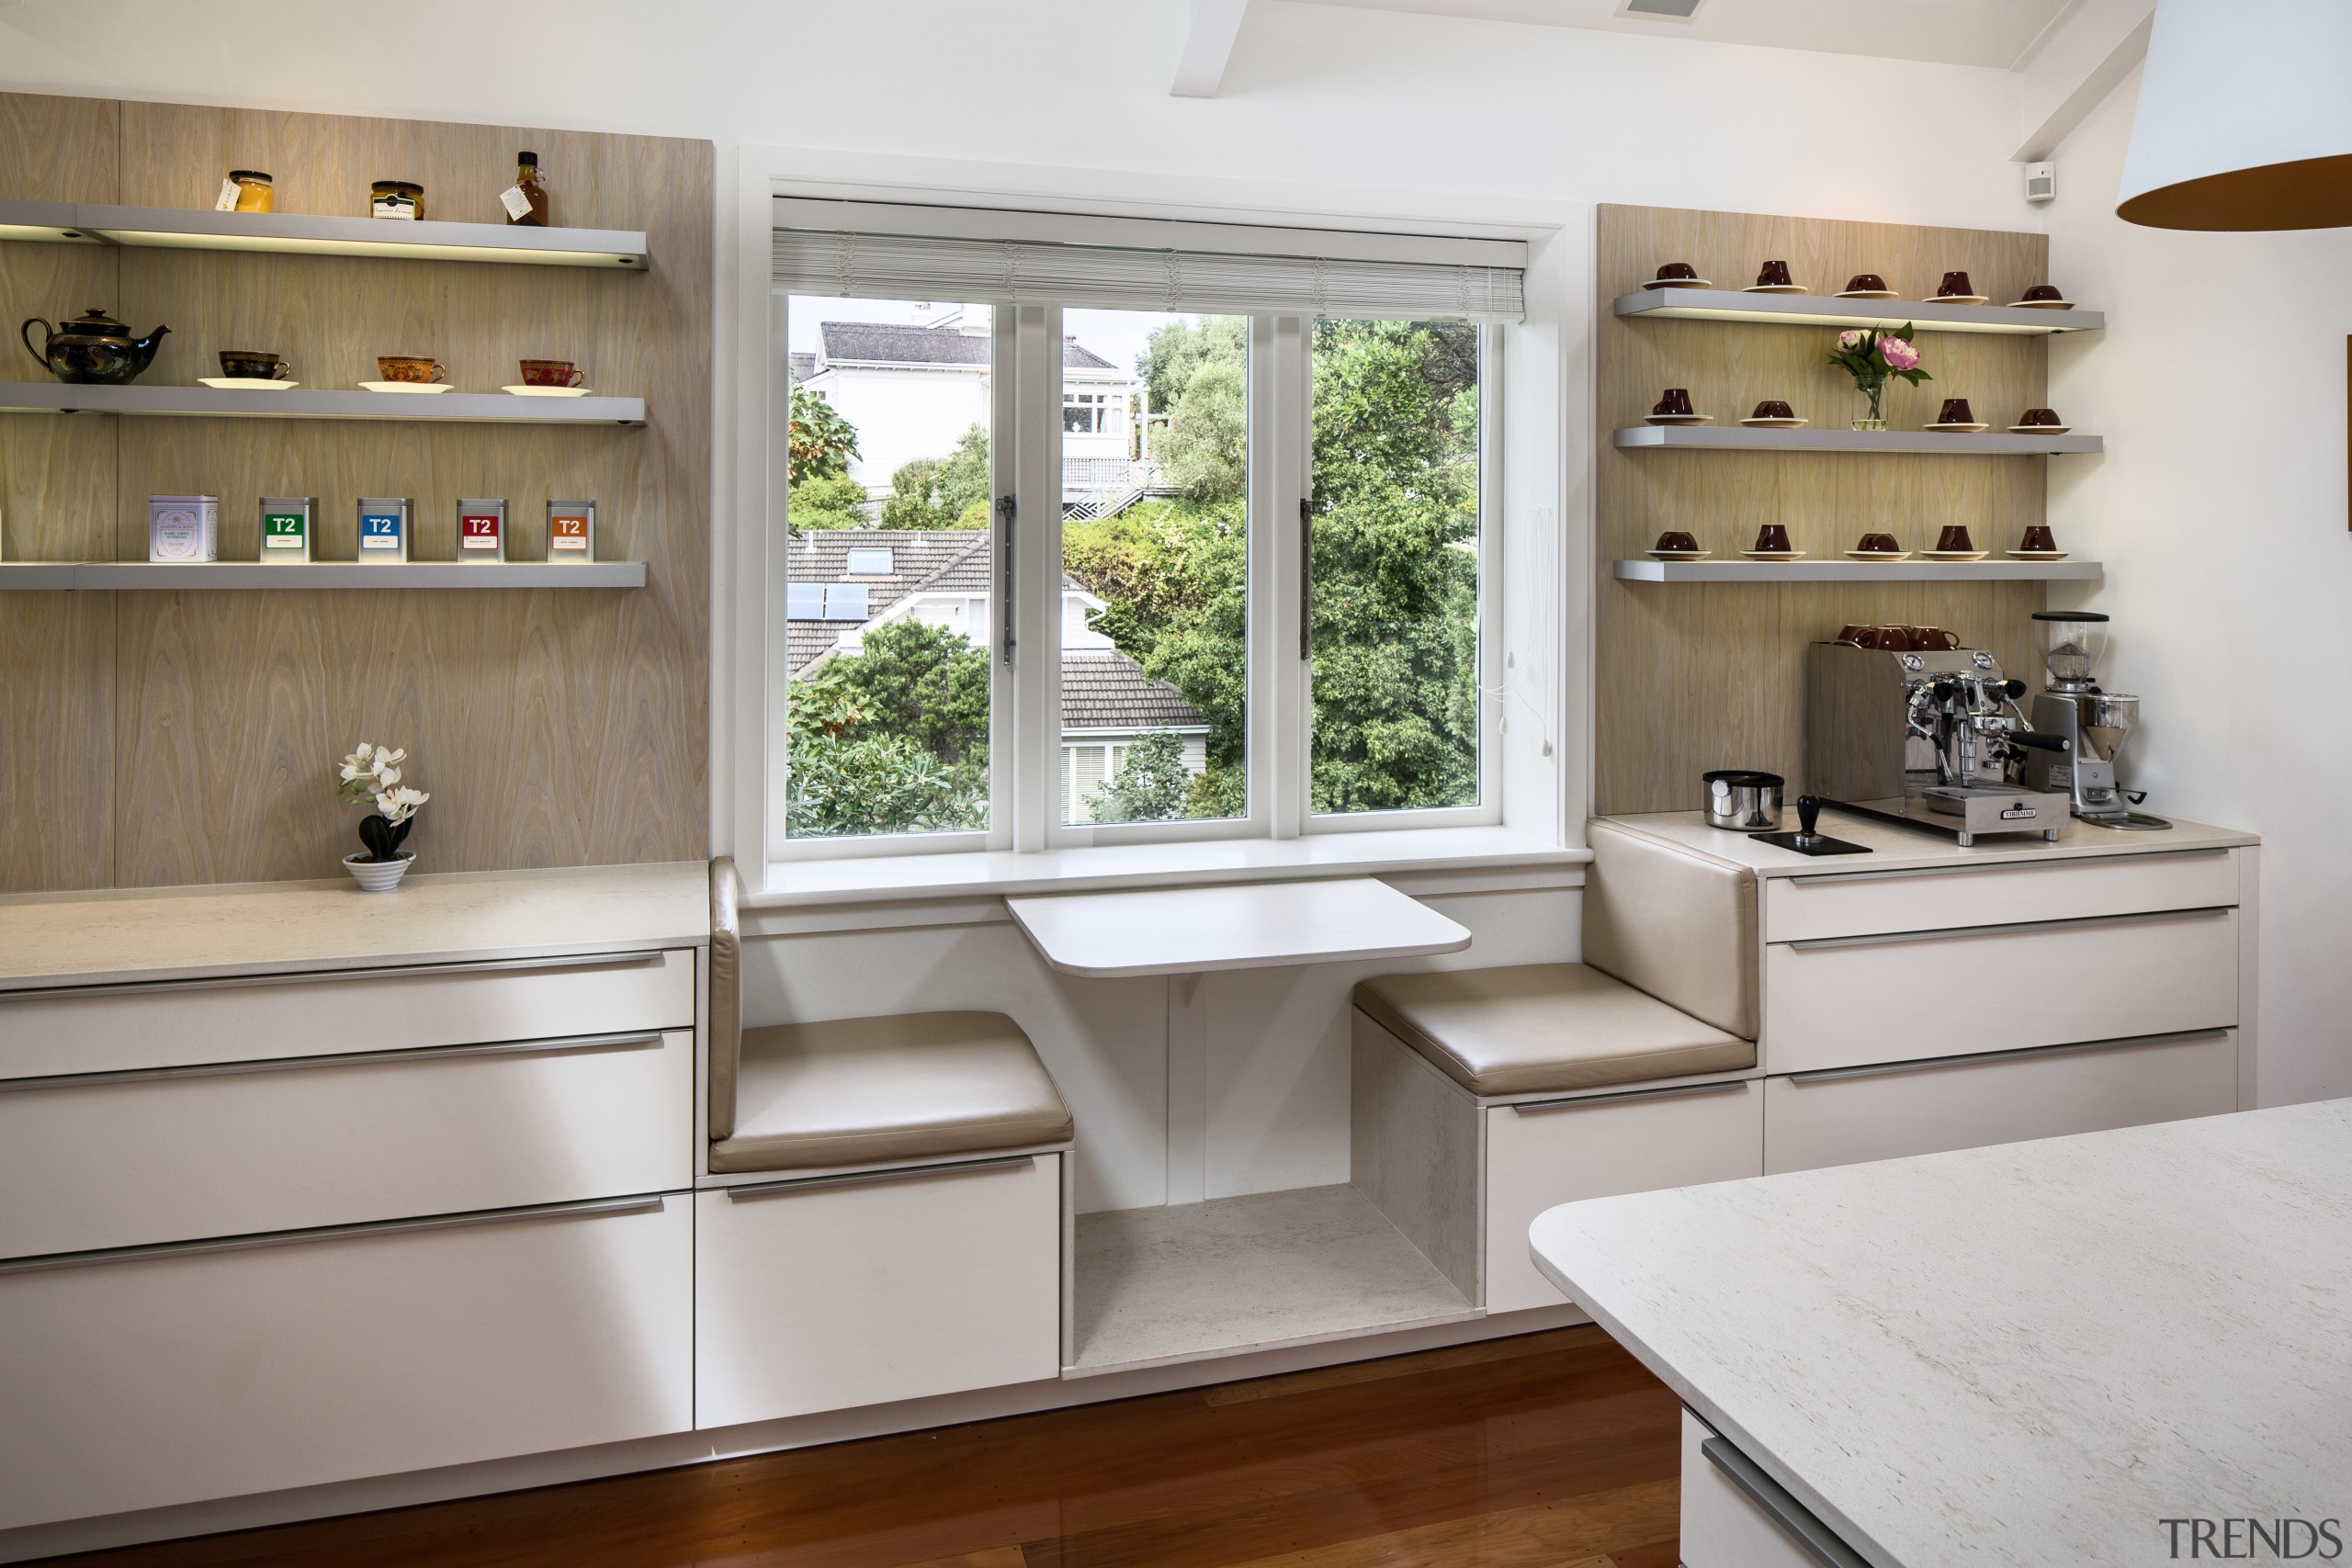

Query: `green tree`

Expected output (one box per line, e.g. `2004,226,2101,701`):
784,619,990,838
1087,730,1192,824
789,470,872,531
787,386,860,481
879,423,991,530
821,618,990,766
1139,317,1249,504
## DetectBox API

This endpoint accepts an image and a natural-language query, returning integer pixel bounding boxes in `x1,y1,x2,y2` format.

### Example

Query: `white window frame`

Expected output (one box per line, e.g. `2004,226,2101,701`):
724,151,1578,894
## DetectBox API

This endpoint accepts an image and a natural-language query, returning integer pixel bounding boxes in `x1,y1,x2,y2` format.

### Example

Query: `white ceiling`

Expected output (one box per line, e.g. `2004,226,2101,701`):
1278,0,2082,71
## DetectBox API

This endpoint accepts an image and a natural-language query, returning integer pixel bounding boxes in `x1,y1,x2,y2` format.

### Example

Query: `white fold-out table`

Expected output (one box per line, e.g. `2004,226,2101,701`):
1006,877,1472,1207
1004,876,1471,978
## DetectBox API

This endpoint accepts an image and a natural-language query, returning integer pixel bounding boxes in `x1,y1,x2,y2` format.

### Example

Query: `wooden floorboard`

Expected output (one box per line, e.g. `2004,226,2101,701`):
49,1326,1681,1568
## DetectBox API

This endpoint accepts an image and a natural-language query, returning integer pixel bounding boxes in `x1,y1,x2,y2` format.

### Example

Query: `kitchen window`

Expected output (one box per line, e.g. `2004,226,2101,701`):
766,204,1522,864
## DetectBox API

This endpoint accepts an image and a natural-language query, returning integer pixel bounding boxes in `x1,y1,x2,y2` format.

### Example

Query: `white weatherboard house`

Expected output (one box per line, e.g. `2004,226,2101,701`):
783,527,1208,820
791,306,1148,507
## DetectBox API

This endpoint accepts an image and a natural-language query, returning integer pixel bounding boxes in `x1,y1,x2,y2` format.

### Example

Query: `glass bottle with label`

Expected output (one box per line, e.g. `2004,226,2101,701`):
505,152,548,228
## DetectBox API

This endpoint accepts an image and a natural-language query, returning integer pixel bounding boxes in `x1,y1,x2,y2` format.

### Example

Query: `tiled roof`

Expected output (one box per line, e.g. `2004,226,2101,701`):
815,321,1116,371
788,350,817,383
1059,649,1207,731
784,529,987,675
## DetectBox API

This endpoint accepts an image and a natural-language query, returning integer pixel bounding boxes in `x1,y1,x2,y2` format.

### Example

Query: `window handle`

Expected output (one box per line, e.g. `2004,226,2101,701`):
996,493,1017,666
1298,496,1312,660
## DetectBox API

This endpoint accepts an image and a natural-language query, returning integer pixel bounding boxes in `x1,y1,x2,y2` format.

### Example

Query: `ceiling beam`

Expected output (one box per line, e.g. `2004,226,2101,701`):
2011,0,2154,162
1170,0,1251,98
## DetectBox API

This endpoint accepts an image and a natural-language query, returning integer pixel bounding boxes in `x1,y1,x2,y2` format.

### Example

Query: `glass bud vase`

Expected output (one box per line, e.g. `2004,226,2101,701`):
1852,375,1890,432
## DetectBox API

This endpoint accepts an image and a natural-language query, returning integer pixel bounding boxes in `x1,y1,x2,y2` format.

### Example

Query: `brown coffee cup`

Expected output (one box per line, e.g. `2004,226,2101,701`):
1655,261,1699,282
1908,626,1961,650
1750,399,1795,421
1936,525,1975,553
2021,284,2065,302
520,358,586,388
1753,524,1792,553
218,350,288,380
1837,624,1871,646
1755,259,1793,288
1855,626,1912,650
377,355,447,385
1937,270,1974,298
1653,388,1695,416
1654,530,1700,552
1855,532,1901,554
1937,398,1975,425
2018,407,2062,427
1844,273,1888,293
2018,525,2057,551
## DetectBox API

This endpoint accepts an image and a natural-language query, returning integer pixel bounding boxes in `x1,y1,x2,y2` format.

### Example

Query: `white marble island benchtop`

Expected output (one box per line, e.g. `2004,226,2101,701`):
1531,1100,2352,1568
0,863,711,991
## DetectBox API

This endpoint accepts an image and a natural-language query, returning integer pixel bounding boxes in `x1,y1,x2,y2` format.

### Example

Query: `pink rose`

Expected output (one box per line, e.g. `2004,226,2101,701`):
1878,335,1921,370
1838,330,1863,349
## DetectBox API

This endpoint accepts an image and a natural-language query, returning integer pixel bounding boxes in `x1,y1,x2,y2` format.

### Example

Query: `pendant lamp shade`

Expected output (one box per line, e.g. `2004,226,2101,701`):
2116,0,2352,231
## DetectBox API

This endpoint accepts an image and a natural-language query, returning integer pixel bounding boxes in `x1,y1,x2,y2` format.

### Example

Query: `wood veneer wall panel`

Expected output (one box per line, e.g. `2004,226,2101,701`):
0,93,709,890
1,92,120,890
1595,204,2057,814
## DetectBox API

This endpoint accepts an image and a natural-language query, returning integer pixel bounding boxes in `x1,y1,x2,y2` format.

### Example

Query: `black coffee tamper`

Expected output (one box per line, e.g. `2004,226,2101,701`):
1795,794,1825,849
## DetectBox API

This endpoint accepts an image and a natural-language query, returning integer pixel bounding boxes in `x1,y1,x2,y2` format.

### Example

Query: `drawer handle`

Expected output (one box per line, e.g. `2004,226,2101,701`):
0,1030,671,1093
1510,1077,1750,1114
1784,1028,2233,1085
1700,1435,1871,1568
721,1153,1035,1201
1789,846,2232,886
1786,905,2231,952
0,948,670,1004
0,1193,669,1278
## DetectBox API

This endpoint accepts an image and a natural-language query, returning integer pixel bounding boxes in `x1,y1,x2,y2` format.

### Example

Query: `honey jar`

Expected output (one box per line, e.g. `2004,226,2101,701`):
220,170,274,212
369,180,425,221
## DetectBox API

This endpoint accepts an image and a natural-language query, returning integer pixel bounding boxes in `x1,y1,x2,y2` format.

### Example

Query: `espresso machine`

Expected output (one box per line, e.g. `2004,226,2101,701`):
2024,610,2171,829
1806,639,2073,844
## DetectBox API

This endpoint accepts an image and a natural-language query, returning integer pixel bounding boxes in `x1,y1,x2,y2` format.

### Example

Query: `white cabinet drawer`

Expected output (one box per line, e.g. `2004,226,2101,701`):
1763,1030,2239,1175
1680,1410,1866,1568
1486,1081,1761,1314
695,1155,1061,1429
0,1029,692,1260
0,946,695,1080
1762,907,2237,1075
1763,848,2239,943
0,1192,691,1531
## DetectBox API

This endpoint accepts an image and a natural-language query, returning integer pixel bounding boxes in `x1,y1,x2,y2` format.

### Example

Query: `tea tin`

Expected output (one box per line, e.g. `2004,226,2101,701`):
356,497,412,562
547,499,595,561
149,495,220,563
458,498,506,562
259,496,317,563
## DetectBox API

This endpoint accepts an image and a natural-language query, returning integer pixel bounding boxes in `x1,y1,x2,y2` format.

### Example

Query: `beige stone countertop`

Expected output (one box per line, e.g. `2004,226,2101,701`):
1601,807,2256,878
0,863,710,990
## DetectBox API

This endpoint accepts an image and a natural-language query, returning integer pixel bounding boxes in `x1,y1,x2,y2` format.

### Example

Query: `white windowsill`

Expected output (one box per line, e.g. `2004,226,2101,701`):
752,826,1586,908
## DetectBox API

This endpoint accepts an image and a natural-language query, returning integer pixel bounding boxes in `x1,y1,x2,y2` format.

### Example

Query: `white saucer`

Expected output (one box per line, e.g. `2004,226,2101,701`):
359,381,452,394
1927,294,1991,305
1741,284,1809,294
1644,412,1712,424
1643,277,1713,289
1922,549,1989,561
1738,416,1807,428
2010,299,2075,310
198,378,299,390
2008,423,2072,434
1924,422,1990,433
1836,288,1900,299
1739,549,1805,561
2006,549,2071,560
1845,548,1912,561
1646,548,1711,561
501,385,592,397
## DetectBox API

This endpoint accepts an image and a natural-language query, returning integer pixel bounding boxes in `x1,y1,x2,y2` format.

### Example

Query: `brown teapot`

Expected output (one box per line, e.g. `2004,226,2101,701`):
21,308,171,385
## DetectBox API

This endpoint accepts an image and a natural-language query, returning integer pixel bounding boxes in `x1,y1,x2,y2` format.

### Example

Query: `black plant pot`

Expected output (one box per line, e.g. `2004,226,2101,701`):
356,813,414,863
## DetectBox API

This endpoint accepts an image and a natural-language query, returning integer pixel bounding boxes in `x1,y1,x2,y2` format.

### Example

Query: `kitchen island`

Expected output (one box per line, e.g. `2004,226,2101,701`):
1530,1099,2352,1567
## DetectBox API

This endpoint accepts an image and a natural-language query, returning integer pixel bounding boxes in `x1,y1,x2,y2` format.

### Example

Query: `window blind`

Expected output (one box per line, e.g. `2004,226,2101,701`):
774,225,1524,323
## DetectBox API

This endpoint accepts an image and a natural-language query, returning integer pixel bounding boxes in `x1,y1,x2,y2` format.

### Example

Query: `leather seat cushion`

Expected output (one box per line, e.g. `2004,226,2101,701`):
1353,963,1754,1098
709,1010,1073,1174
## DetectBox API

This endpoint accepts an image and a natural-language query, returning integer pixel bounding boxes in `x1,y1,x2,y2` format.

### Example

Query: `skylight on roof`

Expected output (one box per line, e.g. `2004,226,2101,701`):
844,547,893,576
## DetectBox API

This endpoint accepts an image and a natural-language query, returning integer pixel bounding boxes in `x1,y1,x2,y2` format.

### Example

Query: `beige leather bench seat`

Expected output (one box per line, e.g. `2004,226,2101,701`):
709,1010,1074,1175
1354,963,1754,1098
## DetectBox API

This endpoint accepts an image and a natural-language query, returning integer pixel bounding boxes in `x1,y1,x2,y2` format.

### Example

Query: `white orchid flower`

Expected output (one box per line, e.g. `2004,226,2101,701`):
376,765,401,788
374,786,430,825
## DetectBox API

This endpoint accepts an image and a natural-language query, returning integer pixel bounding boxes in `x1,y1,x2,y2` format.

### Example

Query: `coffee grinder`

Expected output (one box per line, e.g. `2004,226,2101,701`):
2024,610,2170,829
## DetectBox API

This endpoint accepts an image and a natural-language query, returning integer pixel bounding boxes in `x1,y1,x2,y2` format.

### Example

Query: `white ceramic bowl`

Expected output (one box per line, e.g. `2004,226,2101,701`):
343,851,415,892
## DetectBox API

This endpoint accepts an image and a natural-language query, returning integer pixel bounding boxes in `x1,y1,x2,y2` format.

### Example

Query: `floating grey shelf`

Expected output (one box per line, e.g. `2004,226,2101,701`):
0,383,646,426
1612,558,2103,583
1612,288,2102,336
0,562,645,590
0,197,647,269
1615,425,2101,456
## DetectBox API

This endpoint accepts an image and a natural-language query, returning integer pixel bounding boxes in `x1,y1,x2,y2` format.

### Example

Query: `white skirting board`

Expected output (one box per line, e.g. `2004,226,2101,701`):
1068,1183,1478,1375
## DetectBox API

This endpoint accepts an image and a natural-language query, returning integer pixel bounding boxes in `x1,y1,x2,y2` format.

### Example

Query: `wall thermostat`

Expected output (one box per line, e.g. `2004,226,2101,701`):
2025,162,2057,205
